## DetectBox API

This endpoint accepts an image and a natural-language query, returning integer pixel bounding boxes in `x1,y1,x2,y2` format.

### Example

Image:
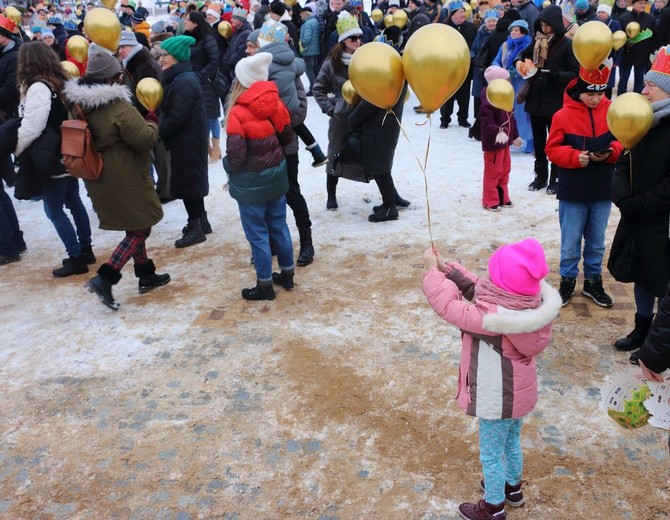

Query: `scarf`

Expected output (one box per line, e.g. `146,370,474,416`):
532,32,553,68
651,98,670,128
475,274,543,311
342,52,353,66
503,34,532,70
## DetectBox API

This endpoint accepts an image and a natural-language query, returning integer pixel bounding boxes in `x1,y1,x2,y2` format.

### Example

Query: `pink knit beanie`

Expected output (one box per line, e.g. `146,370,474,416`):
487,238,549,296
484,65,510,84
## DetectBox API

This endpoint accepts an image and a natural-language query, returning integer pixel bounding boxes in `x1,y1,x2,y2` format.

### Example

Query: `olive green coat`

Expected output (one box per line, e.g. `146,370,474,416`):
63,80,162,231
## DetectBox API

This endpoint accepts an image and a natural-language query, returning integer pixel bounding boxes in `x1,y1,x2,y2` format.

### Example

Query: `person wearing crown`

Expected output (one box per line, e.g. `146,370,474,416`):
608,45,670,365
545,60,624,309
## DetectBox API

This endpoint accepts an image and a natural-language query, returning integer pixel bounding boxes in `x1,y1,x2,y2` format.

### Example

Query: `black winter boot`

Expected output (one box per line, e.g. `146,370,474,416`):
368,205,399,222
374,192,411,212
134,259,171,294
176,218,206,248
62,246,96,266
87,263,122,310
297,227,314,267
182,212,212,235
559,276,576,307
308,143,328,167
582,274,613,307
242,279,275,301
53,255,89,277
272,268,294,291
546,170,558,195
528,161,548,191
614,313,654,352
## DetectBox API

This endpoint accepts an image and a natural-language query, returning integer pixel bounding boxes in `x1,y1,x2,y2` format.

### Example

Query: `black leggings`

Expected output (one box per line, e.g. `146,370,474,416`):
183,198,205,220
294,123,317,148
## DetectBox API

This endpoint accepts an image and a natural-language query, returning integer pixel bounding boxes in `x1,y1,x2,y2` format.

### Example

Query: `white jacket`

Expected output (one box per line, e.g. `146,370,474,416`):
15,81,52,157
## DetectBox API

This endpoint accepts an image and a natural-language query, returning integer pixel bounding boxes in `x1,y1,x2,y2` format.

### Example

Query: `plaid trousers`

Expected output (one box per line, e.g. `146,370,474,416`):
107,228,151,271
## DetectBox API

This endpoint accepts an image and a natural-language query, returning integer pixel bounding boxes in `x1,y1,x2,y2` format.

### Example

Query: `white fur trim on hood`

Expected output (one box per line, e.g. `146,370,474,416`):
63,79,133,109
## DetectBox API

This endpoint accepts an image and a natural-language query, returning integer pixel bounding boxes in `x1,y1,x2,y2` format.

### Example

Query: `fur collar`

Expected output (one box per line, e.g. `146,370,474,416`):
482,280,562,335
62,79,132,109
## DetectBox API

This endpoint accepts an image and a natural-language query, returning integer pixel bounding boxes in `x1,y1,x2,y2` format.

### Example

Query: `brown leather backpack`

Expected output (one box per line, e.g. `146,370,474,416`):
60,104,103,180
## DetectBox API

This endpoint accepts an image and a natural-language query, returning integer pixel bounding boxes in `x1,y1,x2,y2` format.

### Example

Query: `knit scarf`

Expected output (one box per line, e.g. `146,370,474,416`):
532,32,554,68
503,34,533,70
342,52,353,67
651,98,670,128
475,274,543,311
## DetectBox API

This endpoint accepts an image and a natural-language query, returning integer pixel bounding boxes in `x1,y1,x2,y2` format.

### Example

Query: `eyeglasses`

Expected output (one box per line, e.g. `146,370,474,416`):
348,35,361,42
158,52,168,59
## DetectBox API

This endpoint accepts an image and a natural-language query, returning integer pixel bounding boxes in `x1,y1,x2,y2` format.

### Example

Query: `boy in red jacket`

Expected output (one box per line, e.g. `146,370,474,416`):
545,60,623,308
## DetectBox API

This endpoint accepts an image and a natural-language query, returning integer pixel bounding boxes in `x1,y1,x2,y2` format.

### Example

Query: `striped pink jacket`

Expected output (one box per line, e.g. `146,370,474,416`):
422,262,562,419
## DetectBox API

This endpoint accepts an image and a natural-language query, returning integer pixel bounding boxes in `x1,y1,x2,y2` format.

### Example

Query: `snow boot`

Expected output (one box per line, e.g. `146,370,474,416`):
176,218,206,248
614,313,654,352
582,274,613,307
458,499,506,520
62,246,96,266
368,205,399,222
272,268,294,291
480,480,525,507
307,143,328,167
182,212,212,235
135,259,171,294
528,161,548,191
53,254,89,277
546,170,558,195
87,263,122,310
297,227,314,267
242,279,275,301
559,276,576,307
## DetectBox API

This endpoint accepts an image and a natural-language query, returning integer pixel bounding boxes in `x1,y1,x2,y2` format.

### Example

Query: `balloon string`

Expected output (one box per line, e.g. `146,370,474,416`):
392,111,434,249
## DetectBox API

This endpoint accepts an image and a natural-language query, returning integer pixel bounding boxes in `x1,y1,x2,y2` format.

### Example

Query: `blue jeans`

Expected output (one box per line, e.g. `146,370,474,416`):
208,118,220,139
479,418,523,505
303,55,319,91
41,176,92,257
0,180,23,256
558,199,611,279
617,64,645,94
238,195,294,281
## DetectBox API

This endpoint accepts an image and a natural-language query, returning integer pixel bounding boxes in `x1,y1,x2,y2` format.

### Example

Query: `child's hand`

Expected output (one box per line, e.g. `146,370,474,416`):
423,248,437,270
513,137,523,148
578,151,590,167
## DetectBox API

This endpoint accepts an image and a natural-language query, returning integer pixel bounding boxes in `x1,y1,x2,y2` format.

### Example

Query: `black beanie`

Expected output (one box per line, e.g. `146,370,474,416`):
270,1,286,16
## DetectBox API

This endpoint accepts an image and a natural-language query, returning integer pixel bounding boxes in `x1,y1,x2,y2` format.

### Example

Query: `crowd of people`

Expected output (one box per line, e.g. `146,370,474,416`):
0,0,670,516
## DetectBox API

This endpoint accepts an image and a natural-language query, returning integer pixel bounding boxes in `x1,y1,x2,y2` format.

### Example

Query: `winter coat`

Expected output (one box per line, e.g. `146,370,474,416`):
123,46,163,116
515,6,579,119
657,8,670,47
478,88,518,152
313,56,352,176
618,10,656,67
223,20,252,77
637,280,670,374
406,8,431,40
471,26,494,100
348,83,406,177
133,21,151,42
516,0,540,32
447,18,477,83
299,14,320,57
159,61,209,200
607,103,670,298
263,41,306,113
62,80,162,231
545,80,623,202
423,262,561,419
224,81,293,205
575,6,597,25
486,14,519,70
0,40,20,121
186,29,221,118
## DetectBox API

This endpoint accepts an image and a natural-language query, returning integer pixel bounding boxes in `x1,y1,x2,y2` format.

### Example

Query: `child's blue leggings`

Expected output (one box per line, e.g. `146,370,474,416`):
478,417,523,505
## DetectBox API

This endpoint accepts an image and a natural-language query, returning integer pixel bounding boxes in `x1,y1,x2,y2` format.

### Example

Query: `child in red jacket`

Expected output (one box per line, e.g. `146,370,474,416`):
545,61,623,308
478,66,521,212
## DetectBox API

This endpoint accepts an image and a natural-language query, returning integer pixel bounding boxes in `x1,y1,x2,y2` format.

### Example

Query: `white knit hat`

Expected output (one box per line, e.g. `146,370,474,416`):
596,4,612,16
235,52,272,88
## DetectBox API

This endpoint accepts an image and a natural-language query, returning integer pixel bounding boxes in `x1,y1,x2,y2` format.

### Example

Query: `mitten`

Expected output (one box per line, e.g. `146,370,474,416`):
145,111,159,125
495,130,509,145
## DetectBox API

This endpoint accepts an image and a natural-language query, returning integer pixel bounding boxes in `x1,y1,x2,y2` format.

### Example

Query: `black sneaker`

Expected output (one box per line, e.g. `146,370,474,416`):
559,276,576,307
582,275,613,307
242,282,275,301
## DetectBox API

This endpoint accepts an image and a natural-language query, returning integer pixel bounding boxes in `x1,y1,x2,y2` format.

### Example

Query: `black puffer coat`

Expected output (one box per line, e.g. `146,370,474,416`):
515,5,579,119
607,108,670,298
618,9,656,67
0,40,20,120
124,47,162,116
348,83,406,177
159,61,209,200
638,280,670,374
185,29,221,119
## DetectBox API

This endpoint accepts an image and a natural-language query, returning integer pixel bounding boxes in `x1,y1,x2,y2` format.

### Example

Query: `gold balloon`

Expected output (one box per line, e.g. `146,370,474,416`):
100,0,117,9
83,7,121,52
66,35,89,63
606,92,652,150
464,3,472,15
392,9,408,29
341,79,360,106
612,30,627,51
218,20,232,39
486,79,514,113
542,0,551,7
383,14,393,28
625,21,640,39
4,6,21,25
349,42,405,110
402,24,470,114
61,60,80,78
371,8,383,23
470,0,477,6
284,0,297,6
136,78,164,112
572,21,613,70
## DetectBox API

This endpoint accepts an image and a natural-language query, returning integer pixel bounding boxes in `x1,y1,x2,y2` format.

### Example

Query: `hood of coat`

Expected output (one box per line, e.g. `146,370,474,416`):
236,81,283,121
535,5,565,38
63,79,132,109
481,280,562,335
261,40,296,67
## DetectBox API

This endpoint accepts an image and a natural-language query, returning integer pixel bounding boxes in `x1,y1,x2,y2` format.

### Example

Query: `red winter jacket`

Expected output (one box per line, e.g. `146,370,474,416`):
545,79,623,202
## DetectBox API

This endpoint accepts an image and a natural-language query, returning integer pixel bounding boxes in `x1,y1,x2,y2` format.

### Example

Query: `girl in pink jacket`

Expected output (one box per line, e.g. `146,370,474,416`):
422,239,562,520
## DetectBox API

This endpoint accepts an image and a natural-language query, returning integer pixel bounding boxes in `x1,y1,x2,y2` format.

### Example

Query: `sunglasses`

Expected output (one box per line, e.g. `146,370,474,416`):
348,35,361,42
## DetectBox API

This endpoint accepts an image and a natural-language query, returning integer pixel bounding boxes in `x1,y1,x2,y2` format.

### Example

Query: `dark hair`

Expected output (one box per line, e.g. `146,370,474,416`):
16,41,68,94
77,72,124,86
327,41,348,73
186,11,213,39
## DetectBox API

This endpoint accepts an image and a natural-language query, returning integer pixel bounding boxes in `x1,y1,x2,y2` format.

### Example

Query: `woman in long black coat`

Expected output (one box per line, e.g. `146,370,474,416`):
158,35,210,248
184,11,222,162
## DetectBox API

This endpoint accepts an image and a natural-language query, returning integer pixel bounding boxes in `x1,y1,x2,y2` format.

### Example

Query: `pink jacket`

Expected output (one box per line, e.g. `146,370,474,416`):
422,262,562,419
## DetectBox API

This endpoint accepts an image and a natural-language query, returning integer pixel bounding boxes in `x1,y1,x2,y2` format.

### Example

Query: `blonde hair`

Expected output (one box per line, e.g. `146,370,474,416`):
223,80,248,131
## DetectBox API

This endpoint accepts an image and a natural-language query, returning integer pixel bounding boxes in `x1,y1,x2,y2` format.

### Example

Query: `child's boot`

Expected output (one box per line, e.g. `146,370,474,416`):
458,499,506,520
307,143,327,167
480,480,525,507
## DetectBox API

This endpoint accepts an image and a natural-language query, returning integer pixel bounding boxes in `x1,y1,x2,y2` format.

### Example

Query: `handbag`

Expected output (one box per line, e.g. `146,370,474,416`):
27,125,65,178
209,71,230,99
331,129,368,183
516,81,531,104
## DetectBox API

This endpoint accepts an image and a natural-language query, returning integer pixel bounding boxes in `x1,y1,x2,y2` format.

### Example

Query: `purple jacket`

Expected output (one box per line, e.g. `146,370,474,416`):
479,86,519,152
422,262,562,419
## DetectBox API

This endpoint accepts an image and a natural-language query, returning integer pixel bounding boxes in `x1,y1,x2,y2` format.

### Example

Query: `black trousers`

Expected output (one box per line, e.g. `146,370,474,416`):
440,78,471,126
183,198,205,220
285,153,311,231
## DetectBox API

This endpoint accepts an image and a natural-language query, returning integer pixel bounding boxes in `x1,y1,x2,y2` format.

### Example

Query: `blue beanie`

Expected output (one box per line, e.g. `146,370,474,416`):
508,19,529,33
575,0,589,11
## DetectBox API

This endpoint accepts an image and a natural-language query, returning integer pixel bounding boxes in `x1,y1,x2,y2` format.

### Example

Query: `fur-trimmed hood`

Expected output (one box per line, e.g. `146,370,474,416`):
482,280,562,335
62,80,132,109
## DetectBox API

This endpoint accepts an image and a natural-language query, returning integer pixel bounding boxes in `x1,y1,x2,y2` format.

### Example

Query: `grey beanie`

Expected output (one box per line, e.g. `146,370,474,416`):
86,52,122,80
247,28,261,45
